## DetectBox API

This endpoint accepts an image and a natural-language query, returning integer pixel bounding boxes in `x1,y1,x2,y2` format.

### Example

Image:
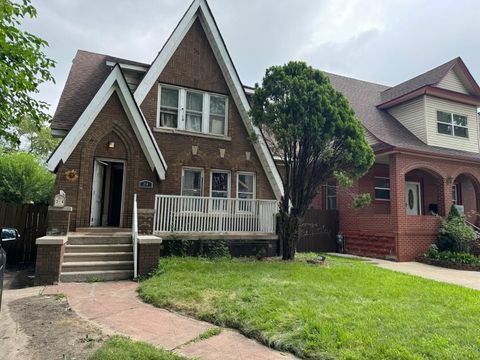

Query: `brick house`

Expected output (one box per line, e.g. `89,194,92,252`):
37,0,283,283
311,58,480,261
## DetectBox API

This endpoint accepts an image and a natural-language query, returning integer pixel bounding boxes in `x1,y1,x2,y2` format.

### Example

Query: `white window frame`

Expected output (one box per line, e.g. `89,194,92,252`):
236,172,256,213
185,89,204,133
157,85,181,128
181,167,204,197
436,110,469,138
157,83,229,136
210,170,231,213
210,170,231,198
374,176,390,201
452,183,460,205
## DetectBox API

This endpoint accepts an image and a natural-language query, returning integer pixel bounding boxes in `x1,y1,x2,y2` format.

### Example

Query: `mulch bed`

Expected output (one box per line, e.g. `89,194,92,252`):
416,256,480,272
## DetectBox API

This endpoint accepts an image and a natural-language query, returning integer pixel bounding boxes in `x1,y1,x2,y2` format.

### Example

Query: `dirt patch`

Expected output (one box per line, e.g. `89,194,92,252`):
7,295,106,360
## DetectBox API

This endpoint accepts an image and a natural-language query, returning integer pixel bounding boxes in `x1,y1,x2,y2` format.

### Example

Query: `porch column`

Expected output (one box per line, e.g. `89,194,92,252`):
389,153,405,259
443,177,453,216
34,236,67,285
137,235,162,276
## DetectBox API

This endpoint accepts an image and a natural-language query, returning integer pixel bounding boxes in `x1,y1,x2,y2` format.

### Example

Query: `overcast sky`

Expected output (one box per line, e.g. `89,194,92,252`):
23,0,480,115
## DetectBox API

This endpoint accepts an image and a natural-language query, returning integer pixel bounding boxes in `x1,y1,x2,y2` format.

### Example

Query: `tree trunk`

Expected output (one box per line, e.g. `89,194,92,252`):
279,211,300,260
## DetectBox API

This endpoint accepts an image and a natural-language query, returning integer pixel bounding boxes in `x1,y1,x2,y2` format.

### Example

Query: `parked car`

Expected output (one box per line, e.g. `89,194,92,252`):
0,228,20,310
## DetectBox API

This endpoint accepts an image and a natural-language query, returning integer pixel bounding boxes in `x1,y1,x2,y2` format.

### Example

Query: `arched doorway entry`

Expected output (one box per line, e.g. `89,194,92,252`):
404,168,445,216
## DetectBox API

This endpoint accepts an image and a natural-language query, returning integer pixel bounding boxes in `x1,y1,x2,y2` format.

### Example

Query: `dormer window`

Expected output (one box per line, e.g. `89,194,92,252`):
157,84,228,136
437,111,468,138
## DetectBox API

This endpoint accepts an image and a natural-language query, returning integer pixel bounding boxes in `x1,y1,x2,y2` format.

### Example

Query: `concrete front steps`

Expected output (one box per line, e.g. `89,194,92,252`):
60,233,134,282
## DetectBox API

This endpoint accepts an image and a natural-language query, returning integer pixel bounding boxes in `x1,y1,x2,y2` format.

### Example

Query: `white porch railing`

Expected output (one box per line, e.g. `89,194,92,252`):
153,195,278,234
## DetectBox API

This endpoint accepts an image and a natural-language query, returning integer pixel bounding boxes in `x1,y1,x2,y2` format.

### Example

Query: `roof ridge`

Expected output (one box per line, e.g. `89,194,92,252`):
382,57,459,95
324,71,390,89
76,49,150,67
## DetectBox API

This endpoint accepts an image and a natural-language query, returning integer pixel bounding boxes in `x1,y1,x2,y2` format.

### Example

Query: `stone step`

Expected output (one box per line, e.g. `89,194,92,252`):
67,235,132,245
63,252,133,262
65,244,133,253
61,260,133,272
60,270,133,282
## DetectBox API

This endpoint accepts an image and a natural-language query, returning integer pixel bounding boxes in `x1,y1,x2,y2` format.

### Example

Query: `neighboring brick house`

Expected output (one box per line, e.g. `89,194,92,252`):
38,0,283,283
311,58,480,261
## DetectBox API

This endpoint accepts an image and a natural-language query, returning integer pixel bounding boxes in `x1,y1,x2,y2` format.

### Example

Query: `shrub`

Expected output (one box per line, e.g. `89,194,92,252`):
425,249,480,265
162,235,193,257
437,205,477,253
201,239,230,259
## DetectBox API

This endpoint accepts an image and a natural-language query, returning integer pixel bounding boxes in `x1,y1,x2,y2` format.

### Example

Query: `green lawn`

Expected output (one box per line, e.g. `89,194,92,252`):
89,336,188,360
139,255,480,360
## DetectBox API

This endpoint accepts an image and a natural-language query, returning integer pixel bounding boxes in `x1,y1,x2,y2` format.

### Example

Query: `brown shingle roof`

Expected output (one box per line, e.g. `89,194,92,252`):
51,50,149,131
326,71,480,162
379,58,458,105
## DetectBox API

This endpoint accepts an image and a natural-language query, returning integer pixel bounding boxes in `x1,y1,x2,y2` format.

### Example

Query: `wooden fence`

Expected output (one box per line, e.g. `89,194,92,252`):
0,202,48,265
296,209,339,253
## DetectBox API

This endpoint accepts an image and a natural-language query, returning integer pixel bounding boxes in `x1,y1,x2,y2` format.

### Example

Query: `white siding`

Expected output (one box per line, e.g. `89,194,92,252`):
388,96,427,143
425,95,479,153
437,69,469,94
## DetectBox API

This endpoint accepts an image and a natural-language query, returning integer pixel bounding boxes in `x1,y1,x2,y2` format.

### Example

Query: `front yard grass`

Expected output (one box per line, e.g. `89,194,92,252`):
139,255,480,360
89,336,188,360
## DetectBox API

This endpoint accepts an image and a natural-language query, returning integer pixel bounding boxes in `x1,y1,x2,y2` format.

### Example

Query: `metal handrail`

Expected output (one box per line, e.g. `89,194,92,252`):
132,193,138,278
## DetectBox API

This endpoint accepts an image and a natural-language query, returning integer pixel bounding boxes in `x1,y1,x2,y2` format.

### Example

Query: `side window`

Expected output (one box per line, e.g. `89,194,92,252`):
237,173,255,199
374,177,390,200
159,87,179,128
325,180,337,210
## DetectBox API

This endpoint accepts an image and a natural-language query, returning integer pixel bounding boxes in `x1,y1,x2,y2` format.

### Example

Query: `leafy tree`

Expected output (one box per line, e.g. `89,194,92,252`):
0,0,55,145
1,116,60,160
0,151,55,204
251,61,374,260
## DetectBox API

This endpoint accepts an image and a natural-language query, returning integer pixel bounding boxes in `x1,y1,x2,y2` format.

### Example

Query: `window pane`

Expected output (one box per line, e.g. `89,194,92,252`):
161,88,179,108
212,172,229,193
437,111,451,124
374,178,390,189
186,113,202,132
327,197,337,210
210,115,225,135
453,114,467,127
437,122,452,135
182,170,202,196
454,126,468,138
186,92,203,112
238,174,254,194
210,96,226,115
375,189,390,200
160,110,177,128
326,181,336,196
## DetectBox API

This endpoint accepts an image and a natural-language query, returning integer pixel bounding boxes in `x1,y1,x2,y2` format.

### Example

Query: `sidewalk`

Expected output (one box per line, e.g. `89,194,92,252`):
44,281,297,360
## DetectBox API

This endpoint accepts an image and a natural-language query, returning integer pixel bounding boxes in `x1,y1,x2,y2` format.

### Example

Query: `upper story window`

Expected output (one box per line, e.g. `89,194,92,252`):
437,111,468,138
159,87,179,128
158,84,228,136
374,177,390,201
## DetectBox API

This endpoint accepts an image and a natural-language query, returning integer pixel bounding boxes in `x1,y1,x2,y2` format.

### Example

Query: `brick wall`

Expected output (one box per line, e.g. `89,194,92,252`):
52,17,276,232
34,244,64,285
139,18,275,200
138,243,161,276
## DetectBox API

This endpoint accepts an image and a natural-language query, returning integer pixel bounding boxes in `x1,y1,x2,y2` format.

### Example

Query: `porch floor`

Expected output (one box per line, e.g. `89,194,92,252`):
154,232,278,241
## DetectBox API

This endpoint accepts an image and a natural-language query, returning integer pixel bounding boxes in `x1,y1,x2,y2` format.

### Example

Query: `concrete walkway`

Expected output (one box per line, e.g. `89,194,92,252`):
329,253,480,290
44,282,297,360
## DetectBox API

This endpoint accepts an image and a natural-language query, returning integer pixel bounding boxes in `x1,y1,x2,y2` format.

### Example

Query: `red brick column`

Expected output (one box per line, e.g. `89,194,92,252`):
389,153,405,259
137,236,162,276
34,236,67,285
47,206,72,235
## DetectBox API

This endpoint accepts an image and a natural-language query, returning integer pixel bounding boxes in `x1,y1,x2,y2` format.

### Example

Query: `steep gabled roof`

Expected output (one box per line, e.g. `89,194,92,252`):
378,57,480,108
51,50,149,131
134,0,284,199
48,65,167,179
